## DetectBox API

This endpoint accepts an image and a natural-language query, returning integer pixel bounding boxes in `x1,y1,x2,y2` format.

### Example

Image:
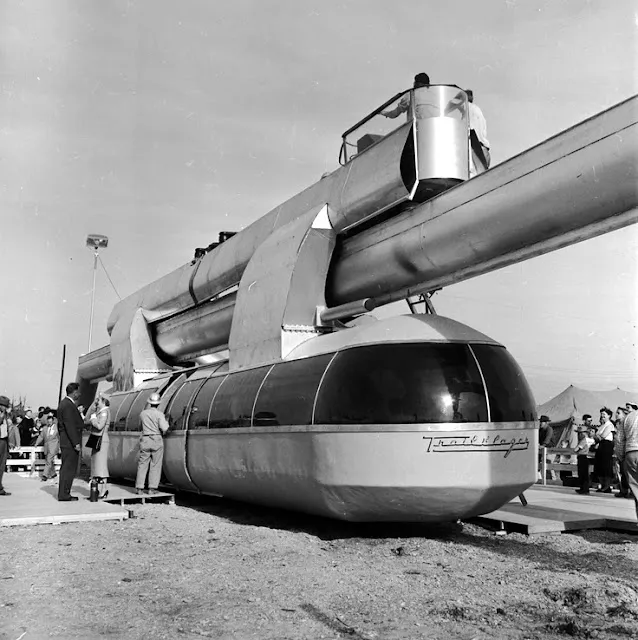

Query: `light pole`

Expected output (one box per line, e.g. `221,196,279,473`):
86,234,109,352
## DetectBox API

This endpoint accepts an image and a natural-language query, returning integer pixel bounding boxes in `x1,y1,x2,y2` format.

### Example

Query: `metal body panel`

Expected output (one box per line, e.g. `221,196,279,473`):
229,204,336,370
286,314,500,360
416,117,468,181
174,424,536,521
413,85,469,183
162,430,199,492
154,291,236,363
106,432,139,479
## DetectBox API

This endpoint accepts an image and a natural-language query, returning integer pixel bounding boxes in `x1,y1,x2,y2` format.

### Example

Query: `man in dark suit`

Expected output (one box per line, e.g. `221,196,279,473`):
57,382,83,501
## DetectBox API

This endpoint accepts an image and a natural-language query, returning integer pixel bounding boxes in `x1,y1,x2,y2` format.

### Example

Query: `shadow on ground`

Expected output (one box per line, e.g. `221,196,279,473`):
174,491,638,583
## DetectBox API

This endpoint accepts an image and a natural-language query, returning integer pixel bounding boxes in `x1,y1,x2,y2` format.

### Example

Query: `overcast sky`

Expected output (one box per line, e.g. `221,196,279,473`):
1,0,637,407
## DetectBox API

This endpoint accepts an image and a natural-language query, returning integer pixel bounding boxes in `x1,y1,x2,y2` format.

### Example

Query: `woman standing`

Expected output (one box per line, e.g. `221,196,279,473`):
89,396,111,499
594,407,615,493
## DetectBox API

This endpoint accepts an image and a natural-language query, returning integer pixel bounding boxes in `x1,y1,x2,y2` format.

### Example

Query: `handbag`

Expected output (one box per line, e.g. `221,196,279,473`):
86,433,103,452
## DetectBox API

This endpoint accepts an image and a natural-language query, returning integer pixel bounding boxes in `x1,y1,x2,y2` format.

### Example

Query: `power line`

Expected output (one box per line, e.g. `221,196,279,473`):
98,254,121,300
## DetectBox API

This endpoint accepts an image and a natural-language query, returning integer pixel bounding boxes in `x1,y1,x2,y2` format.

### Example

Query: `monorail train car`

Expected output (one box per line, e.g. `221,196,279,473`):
102,315,537,522
77,87,637,522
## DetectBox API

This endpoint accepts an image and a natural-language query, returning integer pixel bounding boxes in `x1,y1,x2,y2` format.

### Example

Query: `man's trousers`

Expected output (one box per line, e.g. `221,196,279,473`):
58,446,79,499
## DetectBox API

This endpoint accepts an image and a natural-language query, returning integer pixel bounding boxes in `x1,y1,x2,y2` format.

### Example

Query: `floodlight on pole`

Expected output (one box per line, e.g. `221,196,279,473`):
86,234,109,352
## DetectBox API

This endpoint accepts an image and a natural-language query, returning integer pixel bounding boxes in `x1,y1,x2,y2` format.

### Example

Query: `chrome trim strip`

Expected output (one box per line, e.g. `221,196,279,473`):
250,364,276,427
311,352,339,424
184,421,535,435
468,344,490,422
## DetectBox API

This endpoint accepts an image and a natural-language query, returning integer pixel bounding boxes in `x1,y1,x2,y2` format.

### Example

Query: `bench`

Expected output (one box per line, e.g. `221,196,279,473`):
6,446,61,476
538,447,594,486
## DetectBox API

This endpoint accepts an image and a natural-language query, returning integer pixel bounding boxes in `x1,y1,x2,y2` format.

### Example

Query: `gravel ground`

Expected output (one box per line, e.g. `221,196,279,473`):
1,494,637,640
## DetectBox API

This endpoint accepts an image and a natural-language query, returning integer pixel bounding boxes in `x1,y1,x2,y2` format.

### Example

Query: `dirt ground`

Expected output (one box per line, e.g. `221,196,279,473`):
1,491,637,640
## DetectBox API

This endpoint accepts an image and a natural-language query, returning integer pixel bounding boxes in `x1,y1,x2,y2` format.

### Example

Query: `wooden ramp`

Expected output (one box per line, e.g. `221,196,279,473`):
96,483,175,506
478,485,638,535
0,474,128,527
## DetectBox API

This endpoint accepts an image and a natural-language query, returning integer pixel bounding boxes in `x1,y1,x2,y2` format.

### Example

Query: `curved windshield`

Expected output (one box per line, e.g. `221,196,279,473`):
314,343,488,424
470,345,536,421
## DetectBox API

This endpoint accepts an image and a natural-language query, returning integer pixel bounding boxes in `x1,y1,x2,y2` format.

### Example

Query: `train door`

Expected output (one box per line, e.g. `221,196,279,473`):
107,391,139,478
162,368,213,491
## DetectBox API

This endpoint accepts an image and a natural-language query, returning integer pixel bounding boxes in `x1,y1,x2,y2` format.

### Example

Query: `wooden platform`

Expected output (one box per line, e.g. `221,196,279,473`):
0,474,129,527
479,484,638,535
97,483,175,506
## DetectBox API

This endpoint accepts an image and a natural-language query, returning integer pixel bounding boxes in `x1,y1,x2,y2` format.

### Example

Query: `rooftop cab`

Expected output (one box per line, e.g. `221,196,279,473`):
340,85,481,203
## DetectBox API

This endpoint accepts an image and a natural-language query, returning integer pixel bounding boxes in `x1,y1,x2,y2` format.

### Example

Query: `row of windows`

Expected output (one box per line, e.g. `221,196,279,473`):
107,343,536,432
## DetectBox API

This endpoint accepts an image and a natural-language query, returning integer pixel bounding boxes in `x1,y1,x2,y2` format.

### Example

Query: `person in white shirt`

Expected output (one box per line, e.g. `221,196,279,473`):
466,89,490,177
381,72,430,120
594,407,615,493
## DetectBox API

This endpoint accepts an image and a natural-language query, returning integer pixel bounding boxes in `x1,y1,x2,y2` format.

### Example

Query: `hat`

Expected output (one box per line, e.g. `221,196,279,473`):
148,393,161,406
539,415,551,422
626,402,638,411
582,414,592,420
0,395,10,408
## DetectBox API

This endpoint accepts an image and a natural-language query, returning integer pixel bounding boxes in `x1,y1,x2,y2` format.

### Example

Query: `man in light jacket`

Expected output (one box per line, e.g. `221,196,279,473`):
615,403,638,522
35,414,60,481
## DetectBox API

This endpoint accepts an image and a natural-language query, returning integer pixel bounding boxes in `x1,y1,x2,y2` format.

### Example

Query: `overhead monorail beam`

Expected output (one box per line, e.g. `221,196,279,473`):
151,96,638,363
328,95,638,306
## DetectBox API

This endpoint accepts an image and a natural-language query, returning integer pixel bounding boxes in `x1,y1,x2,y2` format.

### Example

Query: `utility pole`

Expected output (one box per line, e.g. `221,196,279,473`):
85,234,109,352
58,344,66,404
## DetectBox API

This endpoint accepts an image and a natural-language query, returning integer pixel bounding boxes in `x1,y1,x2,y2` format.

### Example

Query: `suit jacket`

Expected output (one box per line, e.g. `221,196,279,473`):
57,397,83,449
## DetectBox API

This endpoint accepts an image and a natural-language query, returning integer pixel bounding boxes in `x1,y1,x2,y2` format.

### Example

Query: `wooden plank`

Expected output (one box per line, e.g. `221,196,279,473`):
479,485,637,535
1,512,127,527
0,474,129,528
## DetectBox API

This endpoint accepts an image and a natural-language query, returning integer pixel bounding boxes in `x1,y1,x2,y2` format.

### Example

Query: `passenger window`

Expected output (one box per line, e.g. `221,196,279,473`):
167,380,205,431
314,344,488,424
113,393,139,431
209,367,270,428
107,395,128,430
470,345,536,422
254,354,333,426
125,389,158,431
189,375,226,429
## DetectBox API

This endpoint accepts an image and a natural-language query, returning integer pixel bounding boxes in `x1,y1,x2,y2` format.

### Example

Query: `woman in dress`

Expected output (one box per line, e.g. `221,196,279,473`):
89,396,111,499
593,407,615,493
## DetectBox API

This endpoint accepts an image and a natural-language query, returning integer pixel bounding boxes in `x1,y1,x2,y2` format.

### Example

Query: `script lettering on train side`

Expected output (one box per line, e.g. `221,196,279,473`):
422,433,530,458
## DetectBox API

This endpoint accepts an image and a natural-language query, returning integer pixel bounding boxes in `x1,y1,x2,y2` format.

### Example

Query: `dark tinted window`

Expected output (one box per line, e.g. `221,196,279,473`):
314,344,488,424
108,395,128,430
167,380,206,431
112,392,139,431
125,389,158,431
470,344,536,421
209,367,270,428
189,376,227,429
254,355,333,426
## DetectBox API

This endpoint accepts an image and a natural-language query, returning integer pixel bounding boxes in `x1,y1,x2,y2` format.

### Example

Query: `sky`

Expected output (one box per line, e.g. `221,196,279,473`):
0,0,637,407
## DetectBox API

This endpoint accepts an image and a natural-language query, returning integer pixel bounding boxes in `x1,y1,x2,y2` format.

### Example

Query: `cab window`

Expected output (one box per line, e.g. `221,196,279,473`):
314,344,488,424
254,354,333,426
209,367,270,428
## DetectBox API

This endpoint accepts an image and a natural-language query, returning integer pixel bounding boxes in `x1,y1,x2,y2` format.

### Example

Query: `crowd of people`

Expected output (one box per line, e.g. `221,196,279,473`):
539,402,638,518
0,383,170,502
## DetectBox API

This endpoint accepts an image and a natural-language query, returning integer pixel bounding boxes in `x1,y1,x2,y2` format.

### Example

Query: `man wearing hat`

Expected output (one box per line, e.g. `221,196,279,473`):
0,395,12,496
539,415,553,448
382,72,431,120
135,393,169,495
615,401,638,522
